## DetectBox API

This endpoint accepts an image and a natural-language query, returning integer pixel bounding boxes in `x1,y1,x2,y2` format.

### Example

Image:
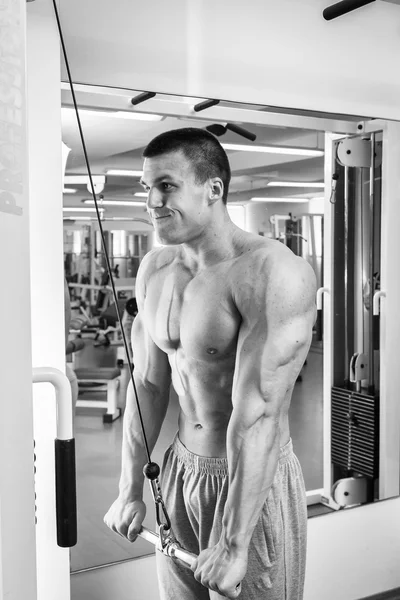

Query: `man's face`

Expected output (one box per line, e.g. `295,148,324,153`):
140,150,211,245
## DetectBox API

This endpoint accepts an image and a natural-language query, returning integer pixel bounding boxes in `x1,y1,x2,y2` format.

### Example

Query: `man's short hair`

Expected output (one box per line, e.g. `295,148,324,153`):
143,127,231,204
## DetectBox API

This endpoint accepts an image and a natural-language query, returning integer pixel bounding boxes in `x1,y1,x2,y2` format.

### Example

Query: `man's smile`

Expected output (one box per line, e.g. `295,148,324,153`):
153,214,172,220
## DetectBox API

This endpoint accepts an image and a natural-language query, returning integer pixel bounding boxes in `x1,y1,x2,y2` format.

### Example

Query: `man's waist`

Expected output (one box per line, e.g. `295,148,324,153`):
178,414,229,458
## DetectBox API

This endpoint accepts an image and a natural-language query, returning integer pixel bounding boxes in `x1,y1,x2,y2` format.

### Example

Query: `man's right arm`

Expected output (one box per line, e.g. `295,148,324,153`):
118,310,171,502
104,250,171,540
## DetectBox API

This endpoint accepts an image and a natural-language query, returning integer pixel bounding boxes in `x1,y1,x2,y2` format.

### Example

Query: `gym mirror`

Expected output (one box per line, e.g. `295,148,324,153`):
60,86,392,573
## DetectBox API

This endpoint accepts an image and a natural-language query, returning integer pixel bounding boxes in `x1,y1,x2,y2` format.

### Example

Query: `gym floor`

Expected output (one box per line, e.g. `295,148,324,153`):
70,339,324,573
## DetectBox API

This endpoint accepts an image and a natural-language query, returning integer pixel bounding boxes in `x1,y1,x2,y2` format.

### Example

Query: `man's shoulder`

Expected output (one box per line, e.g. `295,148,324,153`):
139,246,179,278
232,240,316,308
232,237,293,278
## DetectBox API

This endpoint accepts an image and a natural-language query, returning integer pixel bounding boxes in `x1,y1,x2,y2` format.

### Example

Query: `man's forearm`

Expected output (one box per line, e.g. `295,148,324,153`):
118,374,169,501
221,411,280,551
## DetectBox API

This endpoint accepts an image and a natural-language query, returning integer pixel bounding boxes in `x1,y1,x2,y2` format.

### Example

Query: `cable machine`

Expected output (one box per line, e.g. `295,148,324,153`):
320,132,382,509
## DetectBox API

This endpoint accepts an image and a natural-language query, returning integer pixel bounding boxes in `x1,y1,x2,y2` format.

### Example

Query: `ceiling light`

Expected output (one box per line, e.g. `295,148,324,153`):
105,217,150,222
63,216,97,221
222,143,324,157
83,200,146,207
114,112,162,121
250,198,310,203
106,169,143,177
63,188,77,194
62,107,163,121
64,175,106,185
267,182,325,188
63,207,104,213
134,192,148,197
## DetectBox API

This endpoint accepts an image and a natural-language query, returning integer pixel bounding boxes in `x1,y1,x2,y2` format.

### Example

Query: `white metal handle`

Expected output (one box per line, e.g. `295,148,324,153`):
373,291,386,316
32,366,77,547
32,367,73,440
316,287,330,310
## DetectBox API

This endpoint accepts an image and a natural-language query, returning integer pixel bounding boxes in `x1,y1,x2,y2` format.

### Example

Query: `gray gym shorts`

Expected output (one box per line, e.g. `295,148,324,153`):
156,434,307,600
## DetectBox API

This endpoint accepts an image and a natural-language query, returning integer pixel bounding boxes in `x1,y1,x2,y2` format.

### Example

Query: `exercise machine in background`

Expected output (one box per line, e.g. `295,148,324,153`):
319,131,382,509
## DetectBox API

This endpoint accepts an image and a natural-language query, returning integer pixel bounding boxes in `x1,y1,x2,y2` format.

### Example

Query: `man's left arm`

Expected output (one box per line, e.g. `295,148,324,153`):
193,254,317,598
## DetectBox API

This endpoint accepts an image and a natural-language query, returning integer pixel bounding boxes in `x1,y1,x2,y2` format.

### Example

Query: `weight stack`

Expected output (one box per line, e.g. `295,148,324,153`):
331,386,379,479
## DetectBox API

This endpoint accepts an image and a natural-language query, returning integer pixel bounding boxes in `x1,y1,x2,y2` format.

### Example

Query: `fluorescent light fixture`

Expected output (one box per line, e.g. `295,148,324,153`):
63,207,104,213
222,143,324,157
83,200,146,207
134,192,148,197
112,111,162,121
267,182,325,188
63,188,77,194
106,169,143,177
64,175,106,185
62,107,163,121
250,197,309,203
63,216,97,221
105,217,147,221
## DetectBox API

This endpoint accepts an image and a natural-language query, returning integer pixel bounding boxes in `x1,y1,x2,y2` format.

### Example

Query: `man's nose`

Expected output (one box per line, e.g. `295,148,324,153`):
146,189,164,210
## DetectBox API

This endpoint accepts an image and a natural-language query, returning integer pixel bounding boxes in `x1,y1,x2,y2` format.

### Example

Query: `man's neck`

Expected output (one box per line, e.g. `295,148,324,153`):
180,216,241,272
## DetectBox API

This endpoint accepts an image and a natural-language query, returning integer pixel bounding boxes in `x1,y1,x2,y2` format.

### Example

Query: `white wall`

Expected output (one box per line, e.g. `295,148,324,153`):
20,2,400,600
27,2,71,600
305,499,400,599
0,1,37,598
58,0,400,120
379,121,400,499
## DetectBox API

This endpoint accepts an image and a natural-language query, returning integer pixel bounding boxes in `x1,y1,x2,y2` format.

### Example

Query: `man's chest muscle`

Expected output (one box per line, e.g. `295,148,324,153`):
143,269,240,360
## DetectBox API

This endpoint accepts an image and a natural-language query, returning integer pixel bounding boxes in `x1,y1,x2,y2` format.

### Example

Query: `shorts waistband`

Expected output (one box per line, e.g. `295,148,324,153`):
171,434,294,477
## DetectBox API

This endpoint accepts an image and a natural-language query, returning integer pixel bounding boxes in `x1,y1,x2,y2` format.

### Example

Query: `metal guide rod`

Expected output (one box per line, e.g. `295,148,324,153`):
369,133,375,392
360,167,365,357
344,166,349,384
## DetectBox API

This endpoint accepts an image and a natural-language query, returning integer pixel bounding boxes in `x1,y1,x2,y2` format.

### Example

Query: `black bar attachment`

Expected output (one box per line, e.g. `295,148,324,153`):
323,0,376,20
226,123,257,142
55,439,77,548
193,99,220,112
131,91,156,106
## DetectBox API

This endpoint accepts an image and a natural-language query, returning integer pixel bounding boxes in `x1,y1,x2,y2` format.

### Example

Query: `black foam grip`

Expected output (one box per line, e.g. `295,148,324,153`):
323,0,375,21
131,91,156,106
193,99,220,112
226,123,257,142
55,439,77,548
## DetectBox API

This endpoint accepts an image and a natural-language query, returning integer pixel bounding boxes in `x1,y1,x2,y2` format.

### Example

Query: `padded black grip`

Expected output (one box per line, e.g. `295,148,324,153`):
226,122,256,142
55,439,77,547
323,0,375,21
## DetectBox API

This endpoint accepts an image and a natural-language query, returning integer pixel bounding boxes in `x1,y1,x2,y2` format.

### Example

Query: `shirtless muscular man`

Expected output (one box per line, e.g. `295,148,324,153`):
104,128,317,600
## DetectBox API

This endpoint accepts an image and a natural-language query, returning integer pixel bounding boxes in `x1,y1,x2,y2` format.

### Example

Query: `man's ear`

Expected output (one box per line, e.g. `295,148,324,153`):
208,178,224,204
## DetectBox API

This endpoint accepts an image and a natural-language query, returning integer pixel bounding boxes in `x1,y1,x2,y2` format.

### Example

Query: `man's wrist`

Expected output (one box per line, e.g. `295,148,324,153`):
118,480,143,502
221,528,251,553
